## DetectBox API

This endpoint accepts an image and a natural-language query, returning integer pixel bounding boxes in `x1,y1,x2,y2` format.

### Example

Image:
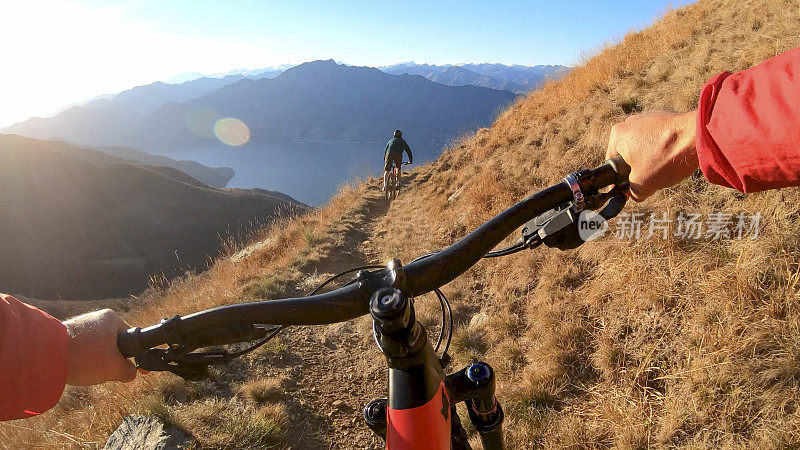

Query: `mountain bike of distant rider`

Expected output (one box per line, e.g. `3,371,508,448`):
384,161,410,201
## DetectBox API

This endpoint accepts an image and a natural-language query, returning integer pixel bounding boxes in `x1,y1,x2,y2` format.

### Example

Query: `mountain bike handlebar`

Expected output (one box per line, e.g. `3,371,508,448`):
118,156,630,360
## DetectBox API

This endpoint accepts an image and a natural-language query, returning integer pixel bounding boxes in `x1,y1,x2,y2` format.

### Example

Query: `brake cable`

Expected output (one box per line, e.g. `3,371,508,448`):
223,325,283,358
223,264,389,358
434,288,453,360
308,265,386,295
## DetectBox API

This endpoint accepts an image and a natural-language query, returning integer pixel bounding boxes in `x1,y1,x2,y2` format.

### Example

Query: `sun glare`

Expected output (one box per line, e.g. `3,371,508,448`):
185,108,220,140
0,1,273,127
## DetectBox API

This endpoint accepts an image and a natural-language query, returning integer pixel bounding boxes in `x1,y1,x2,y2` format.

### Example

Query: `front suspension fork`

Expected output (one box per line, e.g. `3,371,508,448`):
363,361,505,450
362,281,504,449
447,362,505,449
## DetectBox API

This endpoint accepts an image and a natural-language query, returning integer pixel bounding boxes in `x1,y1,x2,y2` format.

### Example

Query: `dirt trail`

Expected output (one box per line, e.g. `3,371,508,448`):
253,181,408,449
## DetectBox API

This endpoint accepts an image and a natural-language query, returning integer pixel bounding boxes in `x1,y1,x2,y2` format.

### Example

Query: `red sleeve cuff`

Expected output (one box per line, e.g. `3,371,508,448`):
695,71,743,191
0,295,69,421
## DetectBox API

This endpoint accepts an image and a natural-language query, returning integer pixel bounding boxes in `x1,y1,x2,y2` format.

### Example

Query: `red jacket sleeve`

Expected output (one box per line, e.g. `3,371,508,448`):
0,294,69,421
696,46,800,192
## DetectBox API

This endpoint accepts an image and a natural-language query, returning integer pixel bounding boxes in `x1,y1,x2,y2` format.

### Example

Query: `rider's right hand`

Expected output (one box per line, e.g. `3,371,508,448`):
605,110,698,202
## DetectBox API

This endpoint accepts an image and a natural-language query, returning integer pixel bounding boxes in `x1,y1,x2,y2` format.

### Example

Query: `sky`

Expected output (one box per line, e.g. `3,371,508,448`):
0,0,693,127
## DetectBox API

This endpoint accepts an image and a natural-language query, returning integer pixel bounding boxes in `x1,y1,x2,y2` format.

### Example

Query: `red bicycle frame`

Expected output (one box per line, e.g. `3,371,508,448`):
363,286,504,449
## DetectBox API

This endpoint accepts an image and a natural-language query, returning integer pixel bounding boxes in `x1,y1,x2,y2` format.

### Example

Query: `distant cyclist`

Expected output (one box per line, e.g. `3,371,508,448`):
383,129,413,192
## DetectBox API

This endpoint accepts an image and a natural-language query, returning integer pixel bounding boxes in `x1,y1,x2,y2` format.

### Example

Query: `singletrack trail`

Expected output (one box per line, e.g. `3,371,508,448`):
252,178,418,449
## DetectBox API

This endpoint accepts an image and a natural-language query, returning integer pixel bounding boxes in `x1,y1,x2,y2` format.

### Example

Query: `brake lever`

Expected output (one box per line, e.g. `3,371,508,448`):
135,347,233,381
520,183,629,251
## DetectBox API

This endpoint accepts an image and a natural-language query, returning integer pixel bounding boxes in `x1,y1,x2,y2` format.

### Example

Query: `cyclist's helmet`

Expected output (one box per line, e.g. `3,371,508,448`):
394,129,402,138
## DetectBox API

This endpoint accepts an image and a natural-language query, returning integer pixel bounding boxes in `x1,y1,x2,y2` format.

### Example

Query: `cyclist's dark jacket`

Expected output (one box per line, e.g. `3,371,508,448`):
384,137,413,164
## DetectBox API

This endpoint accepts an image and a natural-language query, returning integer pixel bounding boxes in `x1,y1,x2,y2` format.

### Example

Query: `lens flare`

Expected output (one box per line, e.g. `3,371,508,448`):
214,117,250,146
185,107,220,139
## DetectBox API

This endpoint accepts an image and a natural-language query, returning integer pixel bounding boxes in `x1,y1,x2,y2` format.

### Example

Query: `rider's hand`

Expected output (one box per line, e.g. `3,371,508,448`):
63,309,137,386
605,110,698,202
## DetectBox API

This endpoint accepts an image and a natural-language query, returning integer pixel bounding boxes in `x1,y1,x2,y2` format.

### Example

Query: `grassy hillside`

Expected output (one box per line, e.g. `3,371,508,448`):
0,181,370,448
2,0,800,448
374,0,800,447
0,134,305,299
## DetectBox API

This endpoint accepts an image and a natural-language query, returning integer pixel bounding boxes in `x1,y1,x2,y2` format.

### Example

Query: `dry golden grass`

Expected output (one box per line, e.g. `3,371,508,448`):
239,378,284,406
0,182,367,448
4,0,800,448
371,0,800,447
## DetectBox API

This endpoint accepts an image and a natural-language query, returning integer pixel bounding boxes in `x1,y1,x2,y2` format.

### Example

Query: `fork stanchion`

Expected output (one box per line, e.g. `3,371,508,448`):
445,362,505,450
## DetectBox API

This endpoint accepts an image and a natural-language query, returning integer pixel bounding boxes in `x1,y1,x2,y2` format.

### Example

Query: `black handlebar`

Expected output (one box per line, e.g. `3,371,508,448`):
118,156,630,360
404,155,628,295
118,283,370,358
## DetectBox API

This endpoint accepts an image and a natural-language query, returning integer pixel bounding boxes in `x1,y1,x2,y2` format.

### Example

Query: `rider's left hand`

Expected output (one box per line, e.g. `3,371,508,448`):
63,309,138,386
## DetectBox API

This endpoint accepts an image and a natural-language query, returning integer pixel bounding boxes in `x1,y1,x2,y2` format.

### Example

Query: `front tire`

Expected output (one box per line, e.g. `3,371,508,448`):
385,175,393,201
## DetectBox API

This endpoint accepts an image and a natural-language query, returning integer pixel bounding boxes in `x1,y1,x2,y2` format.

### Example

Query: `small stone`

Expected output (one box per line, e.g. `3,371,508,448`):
469,312,489,329
103,415,195,450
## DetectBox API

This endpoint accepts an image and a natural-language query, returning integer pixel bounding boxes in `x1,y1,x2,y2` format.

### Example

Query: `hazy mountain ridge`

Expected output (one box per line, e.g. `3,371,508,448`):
166,65,292,84
5,60,517,150
0,134,305,299
1,134,235,187
88,144,235,187
86,76,248,115
4,69,283,144
380,61,569,92
85,68,288,116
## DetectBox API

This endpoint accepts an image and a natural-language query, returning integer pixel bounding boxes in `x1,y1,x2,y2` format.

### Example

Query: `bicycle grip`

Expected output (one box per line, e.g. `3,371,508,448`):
604,155,631,184
117,327,143,358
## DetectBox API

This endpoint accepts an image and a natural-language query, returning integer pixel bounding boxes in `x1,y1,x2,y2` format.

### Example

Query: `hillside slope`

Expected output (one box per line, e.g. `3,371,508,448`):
0,134,305,300
2,0,800,448
372,0,800,447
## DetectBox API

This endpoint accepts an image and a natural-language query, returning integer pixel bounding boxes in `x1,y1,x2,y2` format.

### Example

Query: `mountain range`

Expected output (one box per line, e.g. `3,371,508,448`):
3,69,282,150
0,134,305,299
380,62,569,92
165,64,294,84
5,60,518,150
82,144,235,187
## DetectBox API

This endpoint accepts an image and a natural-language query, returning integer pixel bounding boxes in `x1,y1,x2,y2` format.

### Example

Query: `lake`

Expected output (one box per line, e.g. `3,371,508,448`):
157,141,443,206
